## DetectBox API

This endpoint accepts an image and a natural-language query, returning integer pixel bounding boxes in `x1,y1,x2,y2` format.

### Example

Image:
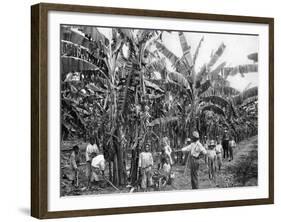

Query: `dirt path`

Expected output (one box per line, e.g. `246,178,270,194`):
164,135,258,191
61,136,258,196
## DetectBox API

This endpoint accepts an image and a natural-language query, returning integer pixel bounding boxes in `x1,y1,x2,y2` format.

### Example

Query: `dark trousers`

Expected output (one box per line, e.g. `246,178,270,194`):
222,140,229,159
190,157,200,189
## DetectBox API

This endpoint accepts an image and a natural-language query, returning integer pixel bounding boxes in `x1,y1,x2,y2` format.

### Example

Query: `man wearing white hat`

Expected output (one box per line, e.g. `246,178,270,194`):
181,131,207,189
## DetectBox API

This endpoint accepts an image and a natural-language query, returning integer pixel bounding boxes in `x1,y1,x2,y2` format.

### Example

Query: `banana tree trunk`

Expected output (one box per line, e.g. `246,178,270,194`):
129,124,140,185
112,127,127,186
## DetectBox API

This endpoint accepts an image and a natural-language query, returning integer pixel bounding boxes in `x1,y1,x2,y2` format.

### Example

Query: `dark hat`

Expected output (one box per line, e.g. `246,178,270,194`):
73,145,79,151
209,140,216,146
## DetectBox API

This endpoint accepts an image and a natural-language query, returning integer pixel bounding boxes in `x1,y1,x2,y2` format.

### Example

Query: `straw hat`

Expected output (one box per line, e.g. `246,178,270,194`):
192,131,200,139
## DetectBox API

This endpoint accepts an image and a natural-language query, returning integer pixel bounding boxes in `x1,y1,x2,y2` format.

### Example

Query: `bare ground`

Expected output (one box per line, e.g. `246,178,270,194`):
61,136,258,196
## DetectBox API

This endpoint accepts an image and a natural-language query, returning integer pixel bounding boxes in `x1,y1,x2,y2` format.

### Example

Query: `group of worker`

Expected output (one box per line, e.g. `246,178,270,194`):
138,130,236,190
68,136,106,189
66,130,236,191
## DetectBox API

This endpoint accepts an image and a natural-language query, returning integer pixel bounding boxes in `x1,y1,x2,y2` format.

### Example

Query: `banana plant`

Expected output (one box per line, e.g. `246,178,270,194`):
155,32,258,142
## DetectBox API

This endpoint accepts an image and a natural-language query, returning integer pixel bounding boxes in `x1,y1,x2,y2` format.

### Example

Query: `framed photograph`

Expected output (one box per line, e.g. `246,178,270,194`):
31,3,274,219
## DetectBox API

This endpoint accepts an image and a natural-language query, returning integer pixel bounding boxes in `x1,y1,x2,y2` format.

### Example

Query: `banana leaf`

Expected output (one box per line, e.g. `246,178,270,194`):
197,80,211,96
155,41,179,68
146,58,166,74
209,62,226,78
200,104,225,117
68,28,88,47
118,28,135,42
144,79,164,93
86,83,106,93
61,56,101,74
232,87,258,105
201,95,229,108
148,116,179,127
207,43,226,68
147,94,164,99
240,96,258,108
167,71,190,90
224,64,258,78
178,32,193,68
214,86,240,96
193,36,204,64
247,52,258,63
83,27,109,46
195,64,207,84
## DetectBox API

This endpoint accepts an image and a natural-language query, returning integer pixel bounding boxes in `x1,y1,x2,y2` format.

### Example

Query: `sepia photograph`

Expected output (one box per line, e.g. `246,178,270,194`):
60,25,259,197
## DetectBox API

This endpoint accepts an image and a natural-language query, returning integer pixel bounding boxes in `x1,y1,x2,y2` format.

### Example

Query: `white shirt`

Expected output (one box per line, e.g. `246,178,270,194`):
91,154,105,171
85,143,99,162
164,145,174,165
229,140,236,148
215,144,223,154
138,152,153,169
164,145,172,155
181,141,207,158
207,149,217,160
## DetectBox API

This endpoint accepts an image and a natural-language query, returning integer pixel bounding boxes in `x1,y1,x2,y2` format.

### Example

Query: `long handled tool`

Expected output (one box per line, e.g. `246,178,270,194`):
184,154,190,175
102,176,120,191
76,171,79,187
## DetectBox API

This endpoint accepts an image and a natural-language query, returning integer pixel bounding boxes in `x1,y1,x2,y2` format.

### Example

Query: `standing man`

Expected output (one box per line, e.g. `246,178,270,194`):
206,140,217,181
85,136,99,189
158,146,172,187
138,142,154,191
69,145,81,187
222,130,230,160
228,136,236,161
181,131,207,189
162,137,173,165
215,139,223,171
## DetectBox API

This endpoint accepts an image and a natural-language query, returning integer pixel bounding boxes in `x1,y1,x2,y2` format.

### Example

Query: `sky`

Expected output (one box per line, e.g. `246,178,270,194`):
97,27,259,92
161,31,259,92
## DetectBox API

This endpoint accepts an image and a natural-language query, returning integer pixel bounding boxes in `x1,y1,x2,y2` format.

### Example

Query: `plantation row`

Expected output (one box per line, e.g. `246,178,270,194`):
60,25,258,186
